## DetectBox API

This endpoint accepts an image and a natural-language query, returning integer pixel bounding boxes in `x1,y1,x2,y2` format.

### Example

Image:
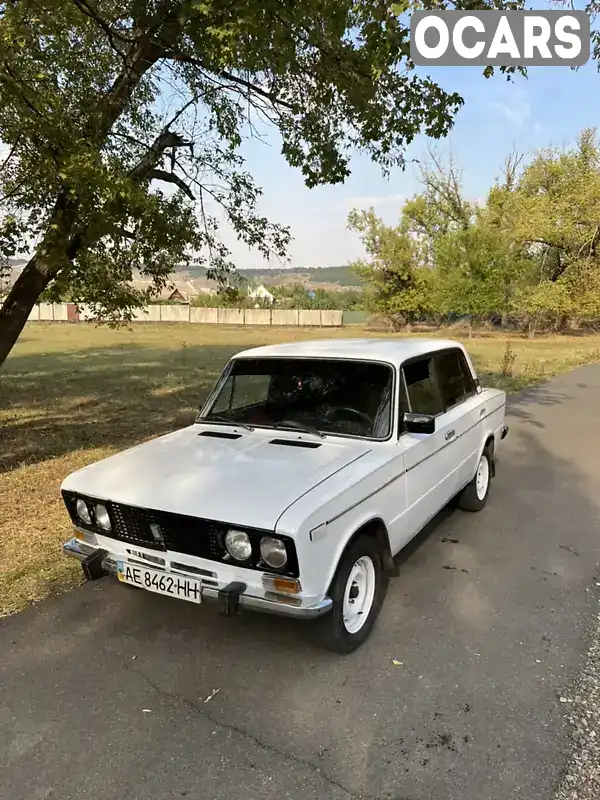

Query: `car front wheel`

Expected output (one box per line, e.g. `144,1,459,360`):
312,534,388,654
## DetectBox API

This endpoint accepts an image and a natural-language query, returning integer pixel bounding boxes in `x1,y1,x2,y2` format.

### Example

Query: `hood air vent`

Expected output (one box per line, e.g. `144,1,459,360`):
269,438,322,449
198,430,242,440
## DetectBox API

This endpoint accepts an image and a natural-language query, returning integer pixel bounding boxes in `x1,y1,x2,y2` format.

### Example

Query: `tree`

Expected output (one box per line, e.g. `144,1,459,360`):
347,147,538,331
510,129,600,283
271,282,363,310
403,150,473,244
511,279,573,339
347,128,600,334
494,129,600,329
394,151,519,331
0,0,519,367
430,209,527,331
347,208,433,329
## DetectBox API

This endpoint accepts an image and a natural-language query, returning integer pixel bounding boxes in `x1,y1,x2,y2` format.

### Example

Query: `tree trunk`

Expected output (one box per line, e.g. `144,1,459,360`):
0,191,83,368
0,255,58,368
555,313,569,332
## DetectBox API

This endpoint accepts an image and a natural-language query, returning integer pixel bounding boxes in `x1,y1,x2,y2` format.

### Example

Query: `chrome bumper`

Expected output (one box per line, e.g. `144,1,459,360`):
63,538,332,620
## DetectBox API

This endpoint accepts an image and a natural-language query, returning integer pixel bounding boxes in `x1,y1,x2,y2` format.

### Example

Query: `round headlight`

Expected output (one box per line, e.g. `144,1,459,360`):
225,529,252,561
76,499,92,525
95,504,112,531
260,536,288,569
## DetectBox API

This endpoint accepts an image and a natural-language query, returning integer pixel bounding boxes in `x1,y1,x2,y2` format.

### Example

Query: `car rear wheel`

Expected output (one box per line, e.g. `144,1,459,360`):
312,534,388,654
458,445,493,512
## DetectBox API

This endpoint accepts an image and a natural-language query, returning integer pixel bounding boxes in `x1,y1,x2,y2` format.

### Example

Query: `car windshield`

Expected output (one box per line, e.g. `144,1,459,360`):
199,357,394,439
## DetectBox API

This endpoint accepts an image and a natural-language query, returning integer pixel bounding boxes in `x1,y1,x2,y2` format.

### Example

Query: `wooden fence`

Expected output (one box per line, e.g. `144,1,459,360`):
27,303,344,327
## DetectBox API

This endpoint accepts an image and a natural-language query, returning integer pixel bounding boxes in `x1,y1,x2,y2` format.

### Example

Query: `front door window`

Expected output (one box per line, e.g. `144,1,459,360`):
402,356,444,416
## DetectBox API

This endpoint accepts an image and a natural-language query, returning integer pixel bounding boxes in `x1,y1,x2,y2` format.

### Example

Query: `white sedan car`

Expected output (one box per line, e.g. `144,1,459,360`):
62,338,508,653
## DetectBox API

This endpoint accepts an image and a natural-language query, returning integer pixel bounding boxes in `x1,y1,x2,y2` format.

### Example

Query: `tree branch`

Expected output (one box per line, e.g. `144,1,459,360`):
3,62,44,119
128,129,190,181
0,136,21,172
70,0,134,51
162,50,296,111
0,178,27,204
148,169,194,199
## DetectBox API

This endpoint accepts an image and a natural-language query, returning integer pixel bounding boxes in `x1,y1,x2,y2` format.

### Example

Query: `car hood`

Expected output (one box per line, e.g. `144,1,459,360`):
61,424,372,532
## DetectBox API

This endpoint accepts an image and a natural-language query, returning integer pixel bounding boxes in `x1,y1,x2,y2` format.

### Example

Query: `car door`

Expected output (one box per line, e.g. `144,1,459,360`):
433,348,482,493
400,353,462,539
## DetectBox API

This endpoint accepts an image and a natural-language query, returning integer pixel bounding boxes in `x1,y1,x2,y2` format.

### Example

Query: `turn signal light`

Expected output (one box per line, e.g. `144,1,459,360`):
262,575,301,596
74,529,97,546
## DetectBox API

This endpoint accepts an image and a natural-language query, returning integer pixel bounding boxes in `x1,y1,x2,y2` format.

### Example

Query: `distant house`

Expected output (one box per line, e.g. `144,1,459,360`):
131,279,200,304
248,283,275,306
164,284,191,303
161,281,201,303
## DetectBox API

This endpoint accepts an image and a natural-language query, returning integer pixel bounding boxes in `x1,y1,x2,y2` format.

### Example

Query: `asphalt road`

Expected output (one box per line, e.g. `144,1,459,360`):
2,364,600,800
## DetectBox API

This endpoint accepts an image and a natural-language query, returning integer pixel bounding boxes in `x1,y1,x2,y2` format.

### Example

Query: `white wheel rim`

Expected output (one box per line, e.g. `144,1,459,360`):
475,454,490,500
343,556,376,634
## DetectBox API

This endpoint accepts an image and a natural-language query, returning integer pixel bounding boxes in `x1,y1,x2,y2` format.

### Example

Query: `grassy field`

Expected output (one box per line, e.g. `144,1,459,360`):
2,321,600,617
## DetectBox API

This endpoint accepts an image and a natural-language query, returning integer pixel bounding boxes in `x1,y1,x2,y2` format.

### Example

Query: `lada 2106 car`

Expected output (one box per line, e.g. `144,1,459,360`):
62,338,508,653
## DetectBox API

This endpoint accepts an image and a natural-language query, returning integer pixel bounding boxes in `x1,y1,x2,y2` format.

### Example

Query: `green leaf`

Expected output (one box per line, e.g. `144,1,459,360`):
391,1,409,15
191,1,212,14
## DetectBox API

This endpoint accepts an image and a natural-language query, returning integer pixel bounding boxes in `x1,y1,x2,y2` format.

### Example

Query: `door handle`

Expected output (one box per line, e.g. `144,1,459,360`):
480,408,486,417
445,430,455,441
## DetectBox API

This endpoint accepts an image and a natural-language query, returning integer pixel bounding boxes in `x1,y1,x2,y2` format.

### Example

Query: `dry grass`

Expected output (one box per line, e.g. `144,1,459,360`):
2,321,600,617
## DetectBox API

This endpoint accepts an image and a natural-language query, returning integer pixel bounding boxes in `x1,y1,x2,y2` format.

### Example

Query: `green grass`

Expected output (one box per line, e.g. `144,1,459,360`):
1,321,599,617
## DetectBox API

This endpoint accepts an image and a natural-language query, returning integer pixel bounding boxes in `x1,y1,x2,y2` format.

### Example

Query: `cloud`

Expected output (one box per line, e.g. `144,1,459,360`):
344,193,405,209
488,99,531,127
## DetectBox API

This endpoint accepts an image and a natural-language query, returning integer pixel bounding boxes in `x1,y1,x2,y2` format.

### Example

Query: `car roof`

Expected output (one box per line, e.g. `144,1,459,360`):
233,338,465,367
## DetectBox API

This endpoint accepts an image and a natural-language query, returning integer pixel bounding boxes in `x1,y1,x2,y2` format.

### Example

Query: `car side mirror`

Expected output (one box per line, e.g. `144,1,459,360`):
403,412,436,435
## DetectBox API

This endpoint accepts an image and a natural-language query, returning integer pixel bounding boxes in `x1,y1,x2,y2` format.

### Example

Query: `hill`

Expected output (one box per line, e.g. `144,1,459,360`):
182,264,362,287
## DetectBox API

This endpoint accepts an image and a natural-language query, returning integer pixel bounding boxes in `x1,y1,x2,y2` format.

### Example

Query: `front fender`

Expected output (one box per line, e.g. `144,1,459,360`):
310,512,391,599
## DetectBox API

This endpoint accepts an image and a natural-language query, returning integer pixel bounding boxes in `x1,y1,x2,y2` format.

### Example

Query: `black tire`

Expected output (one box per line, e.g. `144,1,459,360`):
458,444,493,512
311,534,388,654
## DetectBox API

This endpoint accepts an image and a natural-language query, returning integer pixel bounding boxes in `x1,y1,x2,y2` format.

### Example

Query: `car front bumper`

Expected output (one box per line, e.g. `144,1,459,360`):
63,537,332,620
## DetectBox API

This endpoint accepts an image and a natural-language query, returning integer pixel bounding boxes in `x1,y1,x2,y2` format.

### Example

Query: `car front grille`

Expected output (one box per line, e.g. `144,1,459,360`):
108,502,226,560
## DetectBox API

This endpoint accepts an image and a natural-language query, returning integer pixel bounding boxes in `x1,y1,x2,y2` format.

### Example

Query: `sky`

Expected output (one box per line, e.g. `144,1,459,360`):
220,54,600,271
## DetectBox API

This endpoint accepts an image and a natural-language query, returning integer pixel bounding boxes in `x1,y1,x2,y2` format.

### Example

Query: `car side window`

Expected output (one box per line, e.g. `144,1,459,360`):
402,356,444,416
434,350,475,410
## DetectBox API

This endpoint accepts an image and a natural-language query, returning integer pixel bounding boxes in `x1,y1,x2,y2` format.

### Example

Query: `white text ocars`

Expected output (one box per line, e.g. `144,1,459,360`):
62,338,508,653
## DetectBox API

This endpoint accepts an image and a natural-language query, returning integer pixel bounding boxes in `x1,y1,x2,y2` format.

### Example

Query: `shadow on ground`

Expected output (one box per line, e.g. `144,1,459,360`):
506,383,574,429
0,344,242,472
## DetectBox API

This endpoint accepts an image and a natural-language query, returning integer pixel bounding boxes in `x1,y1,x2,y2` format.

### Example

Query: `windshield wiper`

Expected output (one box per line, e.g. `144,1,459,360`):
196,414,254,432
271,420,325,439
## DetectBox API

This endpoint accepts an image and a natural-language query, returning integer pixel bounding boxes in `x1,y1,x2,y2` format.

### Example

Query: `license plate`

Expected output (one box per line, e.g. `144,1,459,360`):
117,562,202,604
